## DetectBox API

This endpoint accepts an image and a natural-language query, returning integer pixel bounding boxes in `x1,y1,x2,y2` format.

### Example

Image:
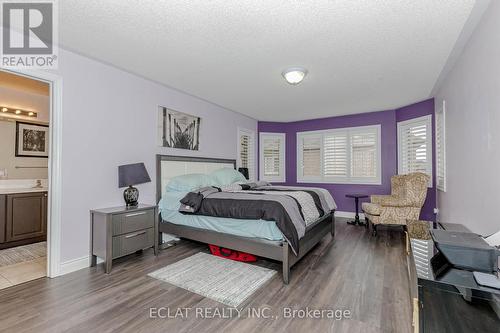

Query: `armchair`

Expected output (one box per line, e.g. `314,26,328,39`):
362,172,430,235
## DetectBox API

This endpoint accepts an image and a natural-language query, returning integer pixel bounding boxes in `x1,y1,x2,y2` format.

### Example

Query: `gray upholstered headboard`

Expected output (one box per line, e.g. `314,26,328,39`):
155,154,236,202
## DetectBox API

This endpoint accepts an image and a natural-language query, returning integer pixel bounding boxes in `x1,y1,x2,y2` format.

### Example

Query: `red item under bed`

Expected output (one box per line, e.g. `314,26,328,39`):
208,244,257,262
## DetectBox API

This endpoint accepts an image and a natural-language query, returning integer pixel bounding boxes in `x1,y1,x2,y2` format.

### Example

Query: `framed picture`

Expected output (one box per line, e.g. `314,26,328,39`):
158,106,201,150
15,122,49,158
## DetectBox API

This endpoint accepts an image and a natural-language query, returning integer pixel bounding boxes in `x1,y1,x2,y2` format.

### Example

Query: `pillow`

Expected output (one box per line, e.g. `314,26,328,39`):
210,168,247,186
166,173,214,192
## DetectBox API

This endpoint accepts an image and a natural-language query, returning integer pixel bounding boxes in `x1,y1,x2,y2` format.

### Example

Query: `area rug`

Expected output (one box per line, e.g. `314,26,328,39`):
0,242,46,267
148,252,276,307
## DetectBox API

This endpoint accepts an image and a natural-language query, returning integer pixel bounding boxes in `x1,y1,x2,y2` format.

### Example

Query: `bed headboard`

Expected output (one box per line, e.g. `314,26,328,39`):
156,154,236,201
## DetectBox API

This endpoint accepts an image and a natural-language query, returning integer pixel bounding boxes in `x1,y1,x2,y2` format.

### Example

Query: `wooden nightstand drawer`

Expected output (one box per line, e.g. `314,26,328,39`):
112,209,154,236
112,228,154,259
91,204,158,273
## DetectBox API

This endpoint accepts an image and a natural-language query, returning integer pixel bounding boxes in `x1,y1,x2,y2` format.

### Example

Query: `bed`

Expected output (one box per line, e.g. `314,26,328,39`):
156,154,336,284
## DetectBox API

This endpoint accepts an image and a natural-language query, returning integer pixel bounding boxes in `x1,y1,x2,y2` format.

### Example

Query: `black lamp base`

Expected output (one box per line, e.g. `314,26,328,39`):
123,185,139,207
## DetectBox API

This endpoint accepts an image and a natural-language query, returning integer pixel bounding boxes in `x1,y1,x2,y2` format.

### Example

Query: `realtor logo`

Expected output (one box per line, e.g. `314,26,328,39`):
1,0,58,68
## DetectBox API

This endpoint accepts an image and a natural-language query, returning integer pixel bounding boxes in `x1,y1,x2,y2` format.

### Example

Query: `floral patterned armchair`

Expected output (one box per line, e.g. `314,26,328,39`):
362,172,430,235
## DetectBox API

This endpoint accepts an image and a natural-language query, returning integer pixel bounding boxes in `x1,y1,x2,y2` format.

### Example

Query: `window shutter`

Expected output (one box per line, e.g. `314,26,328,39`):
301,135,321,177
351,130,377,178
259,133,285,182
400,124,428,173
238,129,255,180
297,125,381,184
324,133,347,177
398,115,432,186
436,102,446,191
263,138,280,176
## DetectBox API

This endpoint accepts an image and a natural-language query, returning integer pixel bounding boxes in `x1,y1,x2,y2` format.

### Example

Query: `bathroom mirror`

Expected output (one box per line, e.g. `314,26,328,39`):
0,71,50,181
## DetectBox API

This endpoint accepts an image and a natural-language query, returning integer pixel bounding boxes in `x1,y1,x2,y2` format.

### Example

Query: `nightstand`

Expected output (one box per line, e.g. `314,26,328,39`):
90,204,158,273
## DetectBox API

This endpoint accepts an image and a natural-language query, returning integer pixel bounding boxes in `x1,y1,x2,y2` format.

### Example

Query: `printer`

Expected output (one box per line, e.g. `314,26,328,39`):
430,229,499,274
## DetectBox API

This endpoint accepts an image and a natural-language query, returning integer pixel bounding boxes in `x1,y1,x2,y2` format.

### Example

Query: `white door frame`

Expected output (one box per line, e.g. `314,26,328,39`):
1,68,63,278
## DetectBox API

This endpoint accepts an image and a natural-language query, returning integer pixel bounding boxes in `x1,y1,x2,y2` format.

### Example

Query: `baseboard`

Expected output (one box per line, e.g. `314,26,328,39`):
335,211,365,220
59,256,90,275
59,255,103,276
57,213,358,276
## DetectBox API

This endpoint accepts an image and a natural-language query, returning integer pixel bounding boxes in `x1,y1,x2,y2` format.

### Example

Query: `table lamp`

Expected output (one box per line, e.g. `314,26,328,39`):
118,162,151,207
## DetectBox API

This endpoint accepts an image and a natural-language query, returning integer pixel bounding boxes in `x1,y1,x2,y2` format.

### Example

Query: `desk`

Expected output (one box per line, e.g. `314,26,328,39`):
407,222,499,332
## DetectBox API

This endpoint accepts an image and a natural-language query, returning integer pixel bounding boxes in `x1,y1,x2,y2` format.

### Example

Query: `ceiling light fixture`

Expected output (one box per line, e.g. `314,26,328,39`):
282,67,308,85
15,110,21,114
1,107,7,112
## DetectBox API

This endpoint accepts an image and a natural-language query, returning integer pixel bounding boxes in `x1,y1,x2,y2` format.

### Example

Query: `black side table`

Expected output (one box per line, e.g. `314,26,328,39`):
345,194,369,226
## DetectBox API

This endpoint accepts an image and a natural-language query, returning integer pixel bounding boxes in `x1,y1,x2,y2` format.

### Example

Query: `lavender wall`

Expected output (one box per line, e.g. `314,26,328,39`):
50,47,257,266
435,0,500,235
258,98,436,221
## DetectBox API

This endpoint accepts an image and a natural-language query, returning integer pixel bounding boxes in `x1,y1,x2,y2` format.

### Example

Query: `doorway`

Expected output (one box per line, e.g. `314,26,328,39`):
0,68,62,288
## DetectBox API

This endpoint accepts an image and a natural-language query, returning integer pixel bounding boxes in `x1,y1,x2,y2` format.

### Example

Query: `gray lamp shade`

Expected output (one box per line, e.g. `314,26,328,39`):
118,163,151,188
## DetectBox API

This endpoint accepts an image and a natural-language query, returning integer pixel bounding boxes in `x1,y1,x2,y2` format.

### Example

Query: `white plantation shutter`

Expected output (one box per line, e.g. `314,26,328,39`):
297,125,381,184
259,133,285,182
351,130,377,178
324,133,347,177
263,139,280,175
301,135,321,177
397,115,433,186
237,129,255,181
436,102,446,191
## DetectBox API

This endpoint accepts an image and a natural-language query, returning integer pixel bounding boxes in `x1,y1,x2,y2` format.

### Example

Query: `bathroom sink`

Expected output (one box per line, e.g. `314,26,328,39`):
0,180,48,193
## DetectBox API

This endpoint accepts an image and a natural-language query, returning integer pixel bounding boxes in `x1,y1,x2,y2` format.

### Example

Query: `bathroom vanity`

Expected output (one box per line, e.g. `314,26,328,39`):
0,181,48,250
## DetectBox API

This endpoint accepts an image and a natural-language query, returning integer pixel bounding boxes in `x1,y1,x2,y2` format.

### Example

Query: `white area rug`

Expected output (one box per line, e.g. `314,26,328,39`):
148,252,276,307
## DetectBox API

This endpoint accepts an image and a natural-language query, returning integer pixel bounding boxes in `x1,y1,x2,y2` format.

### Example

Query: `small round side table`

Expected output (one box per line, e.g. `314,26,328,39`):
345,194,369,226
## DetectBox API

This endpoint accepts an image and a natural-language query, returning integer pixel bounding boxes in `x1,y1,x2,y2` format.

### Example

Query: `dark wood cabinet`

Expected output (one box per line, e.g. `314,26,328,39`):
0,195,5,243
0,192,47,249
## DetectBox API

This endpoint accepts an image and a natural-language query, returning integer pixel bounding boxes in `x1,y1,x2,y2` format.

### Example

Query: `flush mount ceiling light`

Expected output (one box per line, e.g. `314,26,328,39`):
282,67,308,85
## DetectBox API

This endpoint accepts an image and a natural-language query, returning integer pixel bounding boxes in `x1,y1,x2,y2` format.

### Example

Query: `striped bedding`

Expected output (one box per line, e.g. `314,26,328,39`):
178,182,336,255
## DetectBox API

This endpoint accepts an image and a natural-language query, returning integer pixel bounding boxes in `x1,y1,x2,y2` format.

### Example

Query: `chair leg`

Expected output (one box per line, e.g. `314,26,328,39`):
372,224,378,236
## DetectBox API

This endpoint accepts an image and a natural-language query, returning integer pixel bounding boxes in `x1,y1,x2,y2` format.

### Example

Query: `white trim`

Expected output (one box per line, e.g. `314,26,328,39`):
435,101,446,192
1,69,63,278
237,127,256,181
259,132,286,182
59,256,104,275
296,125,382,185
335,211,366,219
397,115,433,188
59,256,90,275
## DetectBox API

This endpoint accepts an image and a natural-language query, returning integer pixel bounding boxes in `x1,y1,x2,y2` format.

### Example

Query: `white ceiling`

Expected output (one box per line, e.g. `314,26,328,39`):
60,0,477,122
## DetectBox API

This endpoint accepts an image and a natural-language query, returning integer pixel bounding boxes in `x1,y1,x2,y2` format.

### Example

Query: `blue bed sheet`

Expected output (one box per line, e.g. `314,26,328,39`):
158,191,284,241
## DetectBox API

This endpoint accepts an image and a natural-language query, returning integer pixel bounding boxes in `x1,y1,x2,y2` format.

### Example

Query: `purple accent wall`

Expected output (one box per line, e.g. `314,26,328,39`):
258,98,436,221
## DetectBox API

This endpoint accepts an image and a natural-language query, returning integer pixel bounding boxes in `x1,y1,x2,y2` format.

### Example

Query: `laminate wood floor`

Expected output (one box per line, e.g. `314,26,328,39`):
0,218,411,333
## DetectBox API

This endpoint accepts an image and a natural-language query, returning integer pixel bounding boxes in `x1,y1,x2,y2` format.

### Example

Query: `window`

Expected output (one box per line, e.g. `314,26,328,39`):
397,115,433,187
237,128,256,181
259,133,285,182
436,101,446,192
297,125,381,184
